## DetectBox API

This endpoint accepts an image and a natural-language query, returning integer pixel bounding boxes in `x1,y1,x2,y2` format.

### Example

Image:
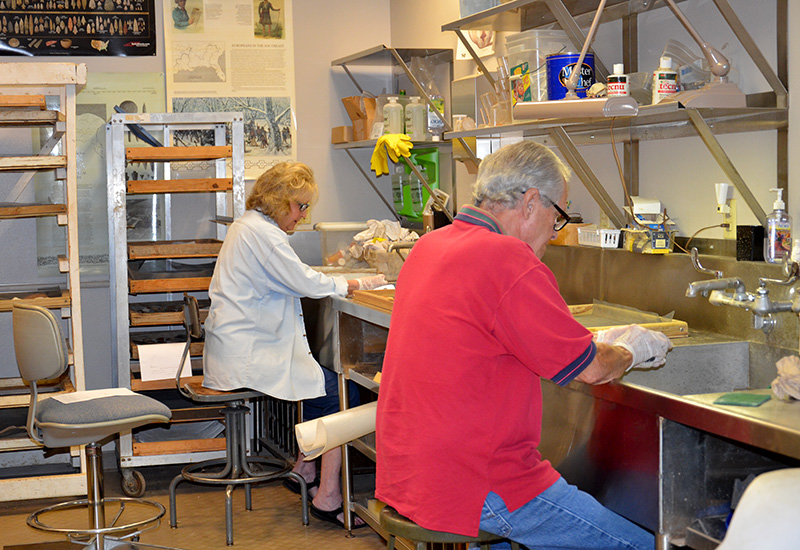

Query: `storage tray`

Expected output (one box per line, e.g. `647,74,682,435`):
577,227,621,248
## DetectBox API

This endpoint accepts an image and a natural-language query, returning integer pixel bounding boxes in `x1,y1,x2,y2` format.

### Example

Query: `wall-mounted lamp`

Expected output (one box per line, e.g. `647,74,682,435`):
659,0,746,109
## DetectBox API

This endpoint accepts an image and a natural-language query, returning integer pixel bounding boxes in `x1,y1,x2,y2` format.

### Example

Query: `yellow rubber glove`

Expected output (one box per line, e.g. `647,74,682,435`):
370,134,414,176
382,133,413,163
370,139,390,176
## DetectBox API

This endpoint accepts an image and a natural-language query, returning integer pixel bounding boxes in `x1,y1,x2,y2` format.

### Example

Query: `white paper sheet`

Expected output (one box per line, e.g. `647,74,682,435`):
53,388,136,404
137,343,192,382
295,401,377,461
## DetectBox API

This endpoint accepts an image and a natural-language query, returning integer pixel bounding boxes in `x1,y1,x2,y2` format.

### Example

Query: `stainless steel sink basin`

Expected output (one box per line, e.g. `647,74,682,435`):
621,334,750,395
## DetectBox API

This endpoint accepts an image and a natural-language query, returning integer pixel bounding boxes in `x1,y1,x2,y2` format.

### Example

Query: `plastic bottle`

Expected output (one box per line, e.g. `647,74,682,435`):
607,63,629,97
405,96,427,141
764,188,792,264
383,96,404,135
391,165,405,212
427,93,445,141
651,56,678,104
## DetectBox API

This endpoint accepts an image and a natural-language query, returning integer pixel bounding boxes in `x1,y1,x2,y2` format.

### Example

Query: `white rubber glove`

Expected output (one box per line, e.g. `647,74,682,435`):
595,324,673,370
356,274,388,291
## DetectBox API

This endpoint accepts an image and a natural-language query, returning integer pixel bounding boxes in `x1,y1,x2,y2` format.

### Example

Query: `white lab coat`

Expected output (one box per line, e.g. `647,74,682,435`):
203,210,348,400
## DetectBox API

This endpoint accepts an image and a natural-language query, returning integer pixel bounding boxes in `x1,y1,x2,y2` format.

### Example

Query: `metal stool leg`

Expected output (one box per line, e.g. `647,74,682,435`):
225,484,235,546
86,443,107,550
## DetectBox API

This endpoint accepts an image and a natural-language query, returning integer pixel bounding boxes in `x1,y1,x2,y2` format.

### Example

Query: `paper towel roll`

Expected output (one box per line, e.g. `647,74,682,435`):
295,401,377,461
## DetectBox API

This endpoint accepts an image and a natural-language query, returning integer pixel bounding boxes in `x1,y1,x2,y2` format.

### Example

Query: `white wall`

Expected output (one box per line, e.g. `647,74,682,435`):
293,0,393,224
2,0,795,385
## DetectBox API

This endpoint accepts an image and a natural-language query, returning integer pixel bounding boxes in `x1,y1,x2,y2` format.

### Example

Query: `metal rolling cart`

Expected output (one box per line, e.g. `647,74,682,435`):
106,111,245,496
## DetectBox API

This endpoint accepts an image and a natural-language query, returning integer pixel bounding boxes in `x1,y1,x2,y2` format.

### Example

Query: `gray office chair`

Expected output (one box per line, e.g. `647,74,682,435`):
168,293,308,546
12,302,174,550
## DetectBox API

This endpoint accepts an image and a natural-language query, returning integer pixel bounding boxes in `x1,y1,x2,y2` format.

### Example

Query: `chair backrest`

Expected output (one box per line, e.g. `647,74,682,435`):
13,302,69,384
175,293,204,396
12,302,70,444
717,468,800,550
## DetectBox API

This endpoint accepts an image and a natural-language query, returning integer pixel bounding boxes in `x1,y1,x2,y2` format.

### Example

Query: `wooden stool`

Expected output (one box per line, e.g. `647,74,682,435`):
380,505,520,550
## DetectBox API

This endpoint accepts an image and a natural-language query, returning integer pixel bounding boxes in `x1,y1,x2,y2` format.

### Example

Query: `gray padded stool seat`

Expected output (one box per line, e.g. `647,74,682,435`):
12,302,174,550
168,294,308,546
380,504,520,550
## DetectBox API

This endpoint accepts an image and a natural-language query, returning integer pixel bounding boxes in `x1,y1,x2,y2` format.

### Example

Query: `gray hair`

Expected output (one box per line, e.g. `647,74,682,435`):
472,141,570,209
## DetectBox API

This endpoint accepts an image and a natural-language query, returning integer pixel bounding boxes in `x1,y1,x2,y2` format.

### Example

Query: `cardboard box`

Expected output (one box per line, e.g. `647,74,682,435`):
549,223,589,246
341,96,376,142
331,125,353,144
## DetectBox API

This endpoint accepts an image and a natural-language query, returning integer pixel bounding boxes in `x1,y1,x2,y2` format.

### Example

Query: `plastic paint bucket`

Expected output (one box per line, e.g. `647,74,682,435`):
546,52,595,100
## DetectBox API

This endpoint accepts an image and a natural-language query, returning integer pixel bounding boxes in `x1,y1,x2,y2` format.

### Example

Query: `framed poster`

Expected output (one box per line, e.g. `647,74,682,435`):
0,0,156,56
164,0,296,177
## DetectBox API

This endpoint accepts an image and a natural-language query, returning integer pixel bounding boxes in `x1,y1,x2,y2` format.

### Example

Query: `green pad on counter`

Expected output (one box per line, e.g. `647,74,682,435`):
713,392,771,407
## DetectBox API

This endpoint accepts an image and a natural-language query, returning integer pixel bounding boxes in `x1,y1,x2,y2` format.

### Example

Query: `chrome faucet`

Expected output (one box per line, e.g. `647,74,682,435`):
686,247,800,333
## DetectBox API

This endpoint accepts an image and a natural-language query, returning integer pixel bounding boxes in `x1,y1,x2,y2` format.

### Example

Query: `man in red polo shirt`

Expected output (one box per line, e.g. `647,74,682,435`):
375,141,669,550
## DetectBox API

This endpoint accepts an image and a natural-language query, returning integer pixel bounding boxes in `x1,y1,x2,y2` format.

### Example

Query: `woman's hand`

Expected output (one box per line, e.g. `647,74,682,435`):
346,274,388,295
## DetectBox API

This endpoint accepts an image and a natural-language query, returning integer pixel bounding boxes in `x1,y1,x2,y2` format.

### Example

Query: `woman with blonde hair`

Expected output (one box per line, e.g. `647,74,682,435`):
204,161,381,528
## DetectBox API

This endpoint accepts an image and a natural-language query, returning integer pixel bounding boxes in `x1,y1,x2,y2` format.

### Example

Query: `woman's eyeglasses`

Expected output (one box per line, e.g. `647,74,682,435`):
295,201,310,212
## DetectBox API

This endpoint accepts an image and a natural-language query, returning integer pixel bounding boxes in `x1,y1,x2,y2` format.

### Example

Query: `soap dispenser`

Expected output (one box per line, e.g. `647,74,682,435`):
764,187,792,264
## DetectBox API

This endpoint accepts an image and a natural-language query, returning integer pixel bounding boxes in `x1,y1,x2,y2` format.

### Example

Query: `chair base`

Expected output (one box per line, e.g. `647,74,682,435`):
5,540,186,550
168,401,309,546
19,443,167,550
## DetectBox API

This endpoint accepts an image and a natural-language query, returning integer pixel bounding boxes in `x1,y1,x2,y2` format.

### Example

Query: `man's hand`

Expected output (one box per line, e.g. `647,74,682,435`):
595,324,673,370
577,325,673,385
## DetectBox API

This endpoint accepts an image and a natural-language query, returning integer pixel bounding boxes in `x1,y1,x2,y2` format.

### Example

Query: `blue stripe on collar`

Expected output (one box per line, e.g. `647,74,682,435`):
454,205,504,234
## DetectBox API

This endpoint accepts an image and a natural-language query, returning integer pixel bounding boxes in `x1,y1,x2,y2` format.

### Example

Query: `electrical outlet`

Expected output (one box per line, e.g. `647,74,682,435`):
723,198,737,239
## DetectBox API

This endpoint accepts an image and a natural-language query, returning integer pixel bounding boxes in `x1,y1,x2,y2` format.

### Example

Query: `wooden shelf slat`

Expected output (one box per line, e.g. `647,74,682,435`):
0,202,67,219
0,288,70,312
131,374,203,392
0,94,47,109
133,437,226,456
0,155,67,171
0,372,75,409
126,145,232,162
128,239,222,260
130,299,210,327
129,277,212,294
127,178,233,194
0,109,63,126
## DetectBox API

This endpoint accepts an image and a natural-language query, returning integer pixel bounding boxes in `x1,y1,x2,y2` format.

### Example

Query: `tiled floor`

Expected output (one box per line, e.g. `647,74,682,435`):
1,463,387,550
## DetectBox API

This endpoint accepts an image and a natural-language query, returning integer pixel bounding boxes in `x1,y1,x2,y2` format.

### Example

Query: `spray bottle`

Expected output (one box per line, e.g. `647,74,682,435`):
764,187,792,264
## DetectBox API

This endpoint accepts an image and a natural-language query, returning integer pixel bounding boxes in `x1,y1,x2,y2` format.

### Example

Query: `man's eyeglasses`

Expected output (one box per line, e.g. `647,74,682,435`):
547,200,571,232
296,201,310,212
521,190,570,231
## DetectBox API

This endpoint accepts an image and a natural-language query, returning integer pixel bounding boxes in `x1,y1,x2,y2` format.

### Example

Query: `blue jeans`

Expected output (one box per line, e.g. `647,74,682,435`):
480,478,655,550
302,367,359,421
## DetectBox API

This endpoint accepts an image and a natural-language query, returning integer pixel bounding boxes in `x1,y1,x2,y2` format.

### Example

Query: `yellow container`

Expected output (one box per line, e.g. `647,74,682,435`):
622,228,676,254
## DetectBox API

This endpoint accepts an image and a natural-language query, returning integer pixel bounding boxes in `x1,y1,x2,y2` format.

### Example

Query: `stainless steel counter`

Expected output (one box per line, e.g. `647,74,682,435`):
331,296,800,549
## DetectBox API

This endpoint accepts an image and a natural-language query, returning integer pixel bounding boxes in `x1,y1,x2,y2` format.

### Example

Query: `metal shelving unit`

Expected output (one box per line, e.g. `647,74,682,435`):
0,62,88,501
442,0,788,229
106,111,245,495
331,45,461,221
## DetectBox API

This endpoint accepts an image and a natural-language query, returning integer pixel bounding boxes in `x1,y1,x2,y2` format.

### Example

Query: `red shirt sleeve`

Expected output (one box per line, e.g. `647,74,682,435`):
492,263,595,385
